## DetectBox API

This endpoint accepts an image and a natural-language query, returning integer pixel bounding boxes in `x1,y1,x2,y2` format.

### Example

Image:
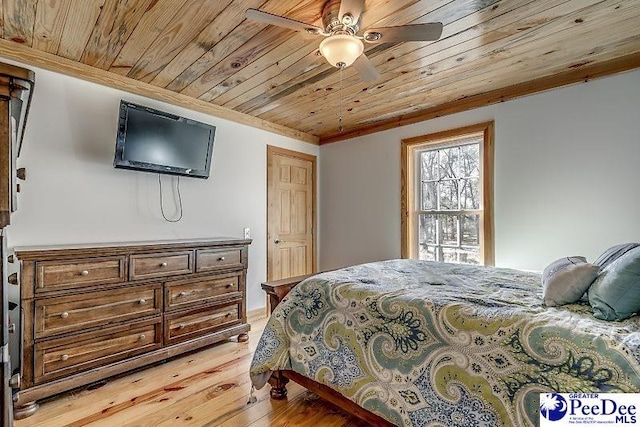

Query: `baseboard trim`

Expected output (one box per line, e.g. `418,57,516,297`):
247,307,267,322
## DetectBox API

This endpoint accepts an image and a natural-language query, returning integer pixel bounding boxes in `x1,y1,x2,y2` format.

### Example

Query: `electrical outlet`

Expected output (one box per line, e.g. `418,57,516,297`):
243,228,251,239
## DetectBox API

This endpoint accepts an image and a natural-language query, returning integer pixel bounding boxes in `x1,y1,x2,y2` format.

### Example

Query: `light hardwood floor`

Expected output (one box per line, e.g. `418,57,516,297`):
15,314,368,427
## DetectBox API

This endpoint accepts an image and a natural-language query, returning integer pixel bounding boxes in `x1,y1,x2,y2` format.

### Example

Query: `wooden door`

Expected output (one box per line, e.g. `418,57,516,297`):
267,146,316,282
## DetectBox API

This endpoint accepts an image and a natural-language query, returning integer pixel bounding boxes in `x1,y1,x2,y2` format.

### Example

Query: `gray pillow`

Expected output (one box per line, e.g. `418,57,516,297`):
589,246,640,321
594,243,640,269
542,256,600,307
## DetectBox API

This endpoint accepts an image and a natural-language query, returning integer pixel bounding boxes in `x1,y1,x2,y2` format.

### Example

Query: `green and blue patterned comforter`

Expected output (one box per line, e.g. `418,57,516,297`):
249,260,640,426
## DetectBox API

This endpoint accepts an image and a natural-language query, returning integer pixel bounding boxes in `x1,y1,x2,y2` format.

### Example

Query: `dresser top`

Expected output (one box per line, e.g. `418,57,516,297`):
14,237,252,260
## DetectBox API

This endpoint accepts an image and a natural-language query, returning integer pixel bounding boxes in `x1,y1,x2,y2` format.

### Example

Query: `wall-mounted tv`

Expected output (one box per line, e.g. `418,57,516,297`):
113,101,215,179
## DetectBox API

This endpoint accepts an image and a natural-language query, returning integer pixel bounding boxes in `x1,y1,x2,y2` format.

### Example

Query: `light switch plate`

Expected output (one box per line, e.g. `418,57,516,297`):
243,228,251,239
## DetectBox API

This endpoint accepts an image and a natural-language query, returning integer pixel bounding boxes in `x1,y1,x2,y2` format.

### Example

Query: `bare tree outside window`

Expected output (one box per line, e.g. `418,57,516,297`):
417,139,481,264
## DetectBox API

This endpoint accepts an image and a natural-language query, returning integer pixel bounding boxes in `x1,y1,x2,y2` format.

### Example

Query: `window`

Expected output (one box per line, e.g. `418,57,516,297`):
401,122,494,265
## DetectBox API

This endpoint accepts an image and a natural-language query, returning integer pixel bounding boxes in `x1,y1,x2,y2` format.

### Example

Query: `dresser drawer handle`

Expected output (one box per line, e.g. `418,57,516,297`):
226,313,232,317
160,262,168,267
178,324,185,329
138,299,146,305
138,334,146,341
218,256,225,261
226,283,234,288
61,354,69,362
178,292,188,298
60,312,69,319
80,270,89,276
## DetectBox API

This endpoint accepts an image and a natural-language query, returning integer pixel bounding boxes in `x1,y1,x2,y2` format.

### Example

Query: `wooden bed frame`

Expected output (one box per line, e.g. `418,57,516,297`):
261,275,394,427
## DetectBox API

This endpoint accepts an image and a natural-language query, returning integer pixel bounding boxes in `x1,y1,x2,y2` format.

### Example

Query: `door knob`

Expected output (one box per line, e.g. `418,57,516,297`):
274,239,281,244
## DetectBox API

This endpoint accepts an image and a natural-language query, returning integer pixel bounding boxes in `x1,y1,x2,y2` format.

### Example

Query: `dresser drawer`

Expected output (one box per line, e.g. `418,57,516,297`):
196,249,243,272
36,256,127,292
35,284,162,338
34,319,161,384
129,251,193,280
165,274,240,311
164,302,240,345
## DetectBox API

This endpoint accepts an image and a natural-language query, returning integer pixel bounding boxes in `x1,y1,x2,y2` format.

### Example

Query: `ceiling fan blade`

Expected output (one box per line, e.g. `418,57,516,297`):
338,0,364,25
364,22,443,43
246,8,324,34
353,53,381,82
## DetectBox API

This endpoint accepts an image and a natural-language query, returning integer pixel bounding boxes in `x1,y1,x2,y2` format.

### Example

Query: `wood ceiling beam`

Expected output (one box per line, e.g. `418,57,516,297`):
0,39,319,144
319,52,640,144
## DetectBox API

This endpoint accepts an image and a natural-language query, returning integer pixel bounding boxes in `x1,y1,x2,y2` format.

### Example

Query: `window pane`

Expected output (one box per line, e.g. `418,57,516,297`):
438,148,459,179
461,214,479,246
438,180,458,210
459,247,480,265
442,247,458,263
419,214,436,244
460,178,480,209
459,144,480,178
419,244,436,261
409,133,486,267
421,182,437,210
442,247,480,265
420,150,438,181
439,214,458,245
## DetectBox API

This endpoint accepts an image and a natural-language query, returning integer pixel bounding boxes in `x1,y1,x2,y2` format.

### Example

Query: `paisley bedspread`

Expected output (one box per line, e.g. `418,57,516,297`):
249,260,640,426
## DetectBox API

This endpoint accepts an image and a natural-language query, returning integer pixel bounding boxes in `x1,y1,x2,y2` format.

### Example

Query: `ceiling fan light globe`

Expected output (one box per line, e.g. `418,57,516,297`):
319,34,364,68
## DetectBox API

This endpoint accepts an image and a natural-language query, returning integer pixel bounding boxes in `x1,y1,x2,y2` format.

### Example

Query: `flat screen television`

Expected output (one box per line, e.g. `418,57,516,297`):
113,101,215,179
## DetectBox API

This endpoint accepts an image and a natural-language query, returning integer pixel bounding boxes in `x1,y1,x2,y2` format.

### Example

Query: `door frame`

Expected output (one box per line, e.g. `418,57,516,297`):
266,145,317,281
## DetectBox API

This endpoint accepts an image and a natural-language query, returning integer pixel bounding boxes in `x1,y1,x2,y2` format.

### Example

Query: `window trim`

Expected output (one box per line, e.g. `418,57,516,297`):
401,121,495,265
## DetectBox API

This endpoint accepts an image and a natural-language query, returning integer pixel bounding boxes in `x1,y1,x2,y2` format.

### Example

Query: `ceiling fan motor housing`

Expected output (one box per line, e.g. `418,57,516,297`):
322,0,359,34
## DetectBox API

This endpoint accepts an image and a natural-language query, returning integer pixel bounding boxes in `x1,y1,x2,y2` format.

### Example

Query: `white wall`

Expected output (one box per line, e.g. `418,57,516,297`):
320,69,640,272
4,59,319,312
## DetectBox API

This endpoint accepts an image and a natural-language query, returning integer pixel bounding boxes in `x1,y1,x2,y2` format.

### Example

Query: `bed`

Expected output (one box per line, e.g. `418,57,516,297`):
249,259,640,426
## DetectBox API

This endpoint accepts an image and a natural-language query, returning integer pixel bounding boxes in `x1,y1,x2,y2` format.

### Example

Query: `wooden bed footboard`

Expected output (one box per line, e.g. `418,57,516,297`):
261,274,312,313
260,275,394,427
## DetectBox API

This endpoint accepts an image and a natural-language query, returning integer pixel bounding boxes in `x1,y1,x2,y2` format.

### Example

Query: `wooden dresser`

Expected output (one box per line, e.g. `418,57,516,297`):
12,237,251,418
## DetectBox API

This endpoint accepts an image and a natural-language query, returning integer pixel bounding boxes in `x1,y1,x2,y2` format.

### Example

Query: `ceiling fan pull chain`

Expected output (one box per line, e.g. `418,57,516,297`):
339,66,343,132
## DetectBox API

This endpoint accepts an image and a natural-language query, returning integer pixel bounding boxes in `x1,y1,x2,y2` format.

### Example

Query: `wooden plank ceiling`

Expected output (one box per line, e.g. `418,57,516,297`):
1,0,639,144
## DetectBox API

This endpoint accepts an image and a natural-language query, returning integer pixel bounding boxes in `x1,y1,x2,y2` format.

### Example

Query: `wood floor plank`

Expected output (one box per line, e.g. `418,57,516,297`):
216,383,308,427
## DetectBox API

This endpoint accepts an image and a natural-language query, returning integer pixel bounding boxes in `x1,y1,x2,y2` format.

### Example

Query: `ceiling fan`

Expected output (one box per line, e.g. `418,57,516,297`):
246,0,443,82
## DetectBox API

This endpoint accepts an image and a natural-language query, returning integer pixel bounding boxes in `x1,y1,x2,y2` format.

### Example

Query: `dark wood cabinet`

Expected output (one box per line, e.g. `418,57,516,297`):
13,238,251,418
0,62,35,426
0,63,34,228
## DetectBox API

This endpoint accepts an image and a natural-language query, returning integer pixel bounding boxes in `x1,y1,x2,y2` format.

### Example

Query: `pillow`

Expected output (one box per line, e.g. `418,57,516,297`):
542,256,600,307
593,243,640,269
589,246,640,321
